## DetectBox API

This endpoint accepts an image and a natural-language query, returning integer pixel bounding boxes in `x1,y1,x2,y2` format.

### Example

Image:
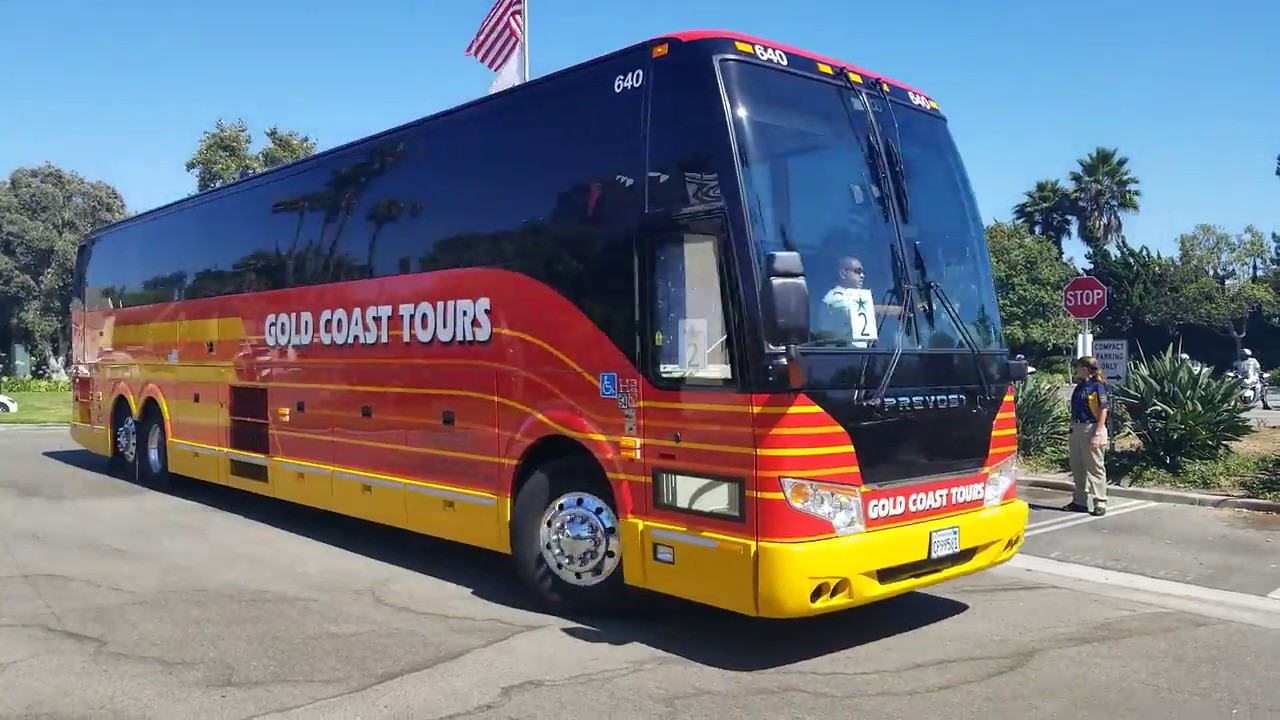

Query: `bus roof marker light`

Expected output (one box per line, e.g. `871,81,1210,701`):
848,71,863,84
817,62,834,75
651,43,669,58
734,41,755,53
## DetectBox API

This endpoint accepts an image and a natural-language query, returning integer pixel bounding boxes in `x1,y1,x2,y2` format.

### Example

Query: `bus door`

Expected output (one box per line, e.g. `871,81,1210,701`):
638,213,758,615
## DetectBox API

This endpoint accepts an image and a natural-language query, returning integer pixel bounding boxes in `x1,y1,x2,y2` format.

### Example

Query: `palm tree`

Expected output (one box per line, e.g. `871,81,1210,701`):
1067,147,1141,252
1012,179,1073,257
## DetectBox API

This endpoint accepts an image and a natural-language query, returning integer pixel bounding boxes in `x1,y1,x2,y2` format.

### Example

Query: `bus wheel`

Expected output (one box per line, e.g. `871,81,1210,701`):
137,407,172,488
109,407,138,480
511,455,624,614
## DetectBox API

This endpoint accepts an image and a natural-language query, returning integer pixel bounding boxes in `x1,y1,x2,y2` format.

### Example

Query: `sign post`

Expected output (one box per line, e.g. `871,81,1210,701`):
1087,337,1127,452
1063,275,1108,357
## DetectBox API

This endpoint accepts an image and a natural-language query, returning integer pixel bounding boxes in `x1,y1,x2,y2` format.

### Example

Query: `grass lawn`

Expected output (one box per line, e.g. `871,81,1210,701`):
0,392,71,424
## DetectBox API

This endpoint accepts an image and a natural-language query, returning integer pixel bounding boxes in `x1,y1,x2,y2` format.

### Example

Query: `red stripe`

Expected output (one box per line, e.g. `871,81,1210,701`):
465,0,524,72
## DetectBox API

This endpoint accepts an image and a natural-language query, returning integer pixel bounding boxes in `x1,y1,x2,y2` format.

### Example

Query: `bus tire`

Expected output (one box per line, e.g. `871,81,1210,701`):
136,406,172,489
108,403,137,480
510,455,625,615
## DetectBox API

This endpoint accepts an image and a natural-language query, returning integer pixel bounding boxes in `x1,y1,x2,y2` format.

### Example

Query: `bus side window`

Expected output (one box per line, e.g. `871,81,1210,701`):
650,231,734,387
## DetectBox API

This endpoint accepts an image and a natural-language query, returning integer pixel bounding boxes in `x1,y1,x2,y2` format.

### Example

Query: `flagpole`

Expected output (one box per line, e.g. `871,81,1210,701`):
522,0,530,81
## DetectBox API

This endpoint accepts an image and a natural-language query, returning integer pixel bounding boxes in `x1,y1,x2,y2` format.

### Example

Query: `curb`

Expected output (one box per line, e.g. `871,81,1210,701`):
1019,474,1280,513
0,423,70,430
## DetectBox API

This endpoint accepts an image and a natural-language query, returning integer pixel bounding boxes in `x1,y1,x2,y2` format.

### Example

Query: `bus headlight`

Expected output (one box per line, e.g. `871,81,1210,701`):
984,454,1019,507
779,478,865,536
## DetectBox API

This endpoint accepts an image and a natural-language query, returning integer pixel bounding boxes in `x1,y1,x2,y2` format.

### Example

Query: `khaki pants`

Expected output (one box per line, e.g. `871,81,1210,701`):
1069,422,1108,509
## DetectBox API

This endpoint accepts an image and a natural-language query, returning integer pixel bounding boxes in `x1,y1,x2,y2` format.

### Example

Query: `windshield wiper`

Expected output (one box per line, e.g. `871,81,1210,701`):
913,241,993,402
883,139,910,223
866,239,917,404
834,66,893,224
856,74,912,224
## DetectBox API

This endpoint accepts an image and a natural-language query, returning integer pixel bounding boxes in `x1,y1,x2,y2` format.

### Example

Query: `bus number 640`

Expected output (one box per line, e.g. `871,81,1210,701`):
614,69,644,93
753,44,788,66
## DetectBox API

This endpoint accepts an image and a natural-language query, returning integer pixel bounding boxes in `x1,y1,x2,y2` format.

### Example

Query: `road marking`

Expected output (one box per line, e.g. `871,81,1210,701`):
1024,500,1158,537
1024,498,1145,531
1002,554,1280,630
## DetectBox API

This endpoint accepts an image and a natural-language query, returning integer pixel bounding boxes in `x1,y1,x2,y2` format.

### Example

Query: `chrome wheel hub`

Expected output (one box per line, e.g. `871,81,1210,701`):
117,416,137,463
538,491,621,587
146,423,164,475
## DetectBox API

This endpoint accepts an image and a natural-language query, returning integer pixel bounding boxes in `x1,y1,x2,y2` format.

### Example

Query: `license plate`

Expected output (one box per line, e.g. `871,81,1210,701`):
929,526,960,559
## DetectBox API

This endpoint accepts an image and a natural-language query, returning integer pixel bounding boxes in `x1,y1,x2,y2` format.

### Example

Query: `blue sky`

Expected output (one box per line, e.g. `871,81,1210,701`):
2,0,1276,265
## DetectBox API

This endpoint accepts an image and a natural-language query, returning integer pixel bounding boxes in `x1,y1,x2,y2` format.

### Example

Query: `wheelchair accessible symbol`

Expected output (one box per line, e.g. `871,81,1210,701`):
600,372,618,399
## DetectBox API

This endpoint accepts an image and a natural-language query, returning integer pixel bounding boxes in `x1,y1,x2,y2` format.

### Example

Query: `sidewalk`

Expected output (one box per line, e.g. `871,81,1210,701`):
1019,472,1280,513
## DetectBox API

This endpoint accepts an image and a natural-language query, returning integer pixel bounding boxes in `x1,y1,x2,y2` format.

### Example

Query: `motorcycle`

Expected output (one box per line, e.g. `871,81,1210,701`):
1224,370,1273,410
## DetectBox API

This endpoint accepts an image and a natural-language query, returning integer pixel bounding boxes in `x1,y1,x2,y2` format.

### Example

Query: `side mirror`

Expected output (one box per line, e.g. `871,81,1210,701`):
1008,358,1029,382
761,251,809,347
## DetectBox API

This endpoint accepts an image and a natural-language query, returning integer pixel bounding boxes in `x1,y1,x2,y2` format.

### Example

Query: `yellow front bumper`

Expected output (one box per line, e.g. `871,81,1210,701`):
755,499,1029,618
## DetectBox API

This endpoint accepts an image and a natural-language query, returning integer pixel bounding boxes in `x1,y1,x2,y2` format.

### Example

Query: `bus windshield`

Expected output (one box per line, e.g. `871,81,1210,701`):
723,59,1003,352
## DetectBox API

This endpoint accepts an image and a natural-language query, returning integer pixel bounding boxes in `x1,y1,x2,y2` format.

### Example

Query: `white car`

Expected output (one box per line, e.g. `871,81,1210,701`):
0,394,17,413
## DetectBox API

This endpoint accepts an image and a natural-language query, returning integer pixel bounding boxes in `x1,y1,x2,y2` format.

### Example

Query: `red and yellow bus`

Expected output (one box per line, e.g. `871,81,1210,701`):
70,29,1029,619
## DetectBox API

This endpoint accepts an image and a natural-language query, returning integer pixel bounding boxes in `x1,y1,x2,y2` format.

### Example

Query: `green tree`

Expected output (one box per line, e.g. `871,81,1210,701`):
985,220,1077,361
184,118,316,192
1068,146,1141,251
1088,238,1177,334
1012,178,1073,257
1156,224,1280,353
0,164,128,374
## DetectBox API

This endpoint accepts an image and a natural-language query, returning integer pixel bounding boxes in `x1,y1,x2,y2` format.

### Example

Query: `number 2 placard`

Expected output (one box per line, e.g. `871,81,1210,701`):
846,288,879,342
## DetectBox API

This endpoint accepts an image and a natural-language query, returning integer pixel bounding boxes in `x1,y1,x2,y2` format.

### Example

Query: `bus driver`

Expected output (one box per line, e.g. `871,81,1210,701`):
820,255,902,347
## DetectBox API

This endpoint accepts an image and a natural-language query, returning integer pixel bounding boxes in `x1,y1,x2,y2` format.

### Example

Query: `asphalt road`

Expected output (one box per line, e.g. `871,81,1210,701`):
3,427,1278,719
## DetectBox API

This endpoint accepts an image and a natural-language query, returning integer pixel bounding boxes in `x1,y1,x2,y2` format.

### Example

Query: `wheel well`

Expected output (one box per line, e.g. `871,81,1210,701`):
139,397,162,422
111,396,132,424
512,435,614,506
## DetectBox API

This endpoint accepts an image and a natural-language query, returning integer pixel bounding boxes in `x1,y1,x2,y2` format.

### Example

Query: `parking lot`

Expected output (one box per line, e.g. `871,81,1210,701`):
2,426,1278,718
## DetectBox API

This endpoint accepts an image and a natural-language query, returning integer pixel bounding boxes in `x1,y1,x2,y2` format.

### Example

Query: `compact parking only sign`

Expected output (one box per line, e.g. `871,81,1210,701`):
1091,339,1129,384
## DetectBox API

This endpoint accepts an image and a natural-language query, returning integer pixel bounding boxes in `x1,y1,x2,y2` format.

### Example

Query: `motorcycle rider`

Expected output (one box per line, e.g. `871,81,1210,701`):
1232,349,1270,409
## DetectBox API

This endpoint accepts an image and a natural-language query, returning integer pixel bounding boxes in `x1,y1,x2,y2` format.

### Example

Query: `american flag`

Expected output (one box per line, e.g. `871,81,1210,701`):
465,0,525,72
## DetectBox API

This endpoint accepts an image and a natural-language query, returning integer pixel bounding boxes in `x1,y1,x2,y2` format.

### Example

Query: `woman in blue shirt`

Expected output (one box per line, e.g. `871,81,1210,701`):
1068,355,1109,516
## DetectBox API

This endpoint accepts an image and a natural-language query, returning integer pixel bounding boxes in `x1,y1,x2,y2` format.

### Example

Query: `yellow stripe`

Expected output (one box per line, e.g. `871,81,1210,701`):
645,518,753,544
763,425,846,435
111,318,246,345
759,465,860,478
639,400,826,414
169,435,500,501
274,427,513,465
269,451,497,500
992,428,1016,437
492,327,599,387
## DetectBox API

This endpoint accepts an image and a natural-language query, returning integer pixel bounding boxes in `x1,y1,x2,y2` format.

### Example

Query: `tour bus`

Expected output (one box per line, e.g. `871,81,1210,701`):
70,29,1030,619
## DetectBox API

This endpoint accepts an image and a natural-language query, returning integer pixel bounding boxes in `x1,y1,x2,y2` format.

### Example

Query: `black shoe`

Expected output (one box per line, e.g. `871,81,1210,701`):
1063,502,1089,513
1090,504,1107,517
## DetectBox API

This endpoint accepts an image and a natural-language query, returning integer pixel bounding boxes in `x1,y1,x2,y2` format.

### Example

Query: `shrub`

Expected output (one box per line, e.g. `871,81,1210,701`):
1014,374,1069,461
0,376,71,393
1125,450,1276,500
1113,345,1254,471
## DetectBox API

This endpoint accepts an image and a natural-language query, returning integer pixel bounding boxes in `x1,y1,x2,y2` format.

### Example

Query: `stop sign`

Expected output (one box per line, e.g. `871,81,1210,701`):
1063,276,1108,320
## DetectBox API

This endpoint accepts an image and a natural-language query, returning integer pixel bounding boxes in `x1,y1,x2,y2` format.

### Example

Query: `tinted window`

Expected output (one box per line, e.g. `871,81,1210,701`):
872,100,1003,349
378,52,648,356
646,47,733,214
723,59,911,350
82,52,648,357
